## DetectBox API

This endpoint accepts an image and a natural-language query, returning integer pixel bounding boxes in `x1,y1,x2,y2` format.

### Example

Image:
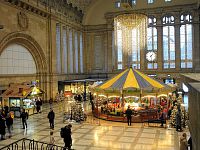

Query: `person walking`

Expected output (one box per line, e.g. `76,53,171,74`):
49,131,55,150
180,133,188,150
188,136,192,150
20,109,28,129
49,98,53,109
125,105,133,126
48,108,55,129
36,99,41,113
159,110,165,127
61,124,72,150
176,110,182,132
0,112,6,140
6,112,13,138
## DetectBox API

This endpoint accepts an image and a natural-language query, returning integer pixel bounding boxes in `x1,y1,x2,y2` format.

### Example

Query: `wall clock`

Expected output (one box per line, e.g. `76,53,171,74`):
146,51,156,62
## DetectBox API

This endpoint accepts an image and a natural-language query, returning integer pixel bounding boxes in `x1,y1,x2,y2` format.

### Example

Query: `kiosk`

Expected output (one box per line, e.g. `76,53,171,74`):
0,83,44,117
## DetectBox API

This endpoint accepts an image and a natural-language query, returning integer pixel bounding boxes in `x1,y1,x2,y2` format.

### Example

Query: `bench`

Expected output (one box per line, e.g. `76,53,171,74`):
144,119,167,127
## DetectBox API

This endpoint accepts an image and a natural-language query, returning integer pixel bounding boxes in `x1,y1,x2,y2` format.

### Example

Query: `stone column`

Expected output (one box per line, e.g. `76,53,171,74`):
156,15,163,71
72,29,76,74
60,24,63,73
106,17,114,72
78,31,81,73
174,13,181,71
193,11,200,71
104,31,108,72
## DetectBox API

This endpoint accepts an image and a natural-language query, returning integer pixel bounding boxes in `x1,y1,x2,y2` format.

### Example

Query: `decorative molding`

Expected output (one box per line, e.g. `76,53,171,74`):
17,11,29,30
3,0,85,28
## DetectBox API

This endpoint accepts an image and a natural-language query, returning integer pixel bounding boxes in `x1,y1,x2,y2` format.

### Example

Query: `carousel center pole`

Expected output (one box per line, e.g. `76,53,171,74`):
97,93,101,126
121,90,124,112
140,89,142,104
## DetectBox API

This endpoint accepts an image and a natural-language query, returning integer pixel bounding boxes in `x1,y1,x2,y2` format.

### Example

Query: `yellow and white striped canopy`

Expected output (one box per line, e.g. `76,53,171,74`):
96,68,170,93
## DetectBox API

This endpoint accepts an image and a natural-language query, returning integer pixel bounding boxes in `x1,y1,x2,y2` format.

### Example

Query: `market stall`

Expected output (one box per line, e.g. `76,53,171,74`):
0,83,45,117
93,67,173,123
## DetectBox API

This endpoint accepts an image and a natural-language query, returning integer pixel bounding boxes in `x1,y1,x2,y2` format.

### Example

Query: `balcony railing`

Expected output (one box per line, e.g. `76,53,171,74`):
0,138,66,150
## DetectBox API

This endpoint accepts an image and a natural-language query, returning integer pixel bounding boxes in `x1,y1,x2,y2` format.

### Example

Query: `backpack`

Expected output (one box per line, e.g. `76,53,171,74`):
60,126,71,138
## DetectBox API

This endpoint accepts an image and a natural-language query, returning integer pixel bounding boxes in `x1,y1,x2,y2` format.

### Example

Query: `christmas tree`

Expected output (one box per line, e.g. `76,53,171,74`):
169,96,187,128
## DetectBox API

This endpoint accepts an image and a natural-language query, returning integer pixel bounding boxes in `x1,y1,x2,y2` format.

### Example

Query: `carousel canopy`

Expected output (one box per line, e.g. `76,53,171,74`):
95,68,171,93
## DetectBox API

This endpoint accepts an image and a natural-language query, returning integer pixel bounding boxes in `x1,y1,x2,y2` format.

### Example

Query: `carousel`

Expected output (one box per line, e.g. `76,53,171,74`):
92,67,174,123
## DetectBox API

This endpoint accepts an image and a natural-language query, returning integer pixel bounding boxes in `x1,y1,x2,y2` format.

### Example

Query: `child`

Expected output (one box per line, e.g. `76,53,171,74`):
180,133,188,150
49,131,55,150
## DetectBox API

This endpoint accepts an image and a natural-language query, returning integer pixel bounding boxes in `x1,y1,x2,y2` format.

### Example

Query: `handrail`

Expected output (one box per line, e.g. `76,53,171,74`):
0,138,66,150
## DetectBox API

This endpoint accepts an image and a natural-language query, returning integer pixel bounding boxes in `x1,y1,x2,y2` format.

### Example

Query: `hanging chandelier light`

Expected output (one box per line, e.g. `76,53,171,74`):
114,13,147,68
115,13,147,29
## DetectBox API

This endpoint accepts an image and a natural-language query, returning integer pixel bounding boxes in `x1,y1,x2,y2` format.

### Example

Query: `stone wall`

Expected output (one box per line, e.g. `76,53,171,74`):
0,0,84,101
187,83,200,150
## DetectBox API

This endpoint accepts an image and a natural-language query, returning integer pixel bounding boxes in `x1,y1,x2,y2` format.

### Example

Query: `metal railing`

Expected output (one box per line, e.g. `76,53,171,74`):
0,138,66,150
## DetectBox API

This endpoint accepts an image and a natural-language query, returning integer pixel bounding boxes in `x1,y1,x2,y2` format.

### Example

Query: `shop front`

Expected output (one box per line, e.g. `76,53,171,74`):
58,79,105,101
0,83,44,117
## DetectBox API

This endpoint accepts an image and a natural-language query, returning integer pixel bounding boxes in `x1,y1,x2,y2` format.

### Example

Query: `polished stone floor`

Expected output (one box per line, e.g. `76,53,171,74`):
0,100,187,150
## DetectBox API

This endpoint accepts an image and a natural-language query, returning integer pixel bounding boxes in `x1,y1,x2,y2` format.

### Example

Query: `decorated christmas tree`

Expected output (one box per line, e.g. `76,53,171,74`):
170,95,187,128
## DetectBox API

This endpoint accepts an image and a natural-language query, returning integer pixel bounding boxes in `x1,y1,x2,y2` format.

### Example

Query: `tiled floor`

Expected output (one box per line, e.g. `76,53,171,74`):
0,100,183,150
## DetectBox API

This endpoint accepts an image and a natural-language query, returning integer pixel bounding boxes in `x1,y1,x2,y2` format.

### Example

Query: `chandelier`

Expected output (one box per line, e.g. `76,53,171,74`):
114,13,147,29
114,13,147,68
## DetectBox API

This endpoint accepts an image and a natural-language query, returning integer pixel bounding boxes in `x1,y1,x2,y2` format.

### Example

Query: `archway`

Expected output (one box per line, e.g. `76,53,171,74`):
0,32,47,73
0,32,48,99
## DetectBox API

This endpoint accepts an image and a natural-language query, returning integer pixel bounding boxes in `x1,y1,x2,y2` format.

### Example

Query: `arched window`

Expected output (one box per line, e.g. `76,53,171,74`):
56,23,61,73
162,15,175,69
116,25,123,69
69,29,73,73
75,31,78,73
147,17,157,69
62,27,67,73
131,28,140,69
0,44,36,74
180,14,193,68
80,32,83,73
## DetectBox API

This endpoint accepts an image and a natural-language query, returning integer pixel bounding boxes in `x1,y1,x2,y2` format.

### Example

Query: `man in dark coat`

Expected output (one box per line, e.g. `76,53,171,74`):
176,110,182,131
20,109,28,129
0,112,6,140
48,108,55,129
63,124,72,150
188,136,192,150
125,105,133,126
6,112,13,138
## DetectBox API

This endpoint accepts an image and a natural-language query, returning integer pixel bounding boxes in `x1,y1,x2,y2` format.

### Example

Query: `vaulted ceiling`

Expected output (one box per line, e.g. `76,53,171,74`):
66,0,94,12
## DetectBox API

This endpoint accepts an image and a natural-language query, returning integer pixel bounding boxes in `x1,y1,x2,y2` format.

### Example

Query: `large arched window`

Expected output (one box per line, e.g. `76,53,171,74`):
69,29,73,73
162,15,175,69
62,27,67,73
0,44,36,74
116,26,123,70
56,23,61,73
180,14,193,68
147,17,157,69
80,32,83,73
75,31,78,73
